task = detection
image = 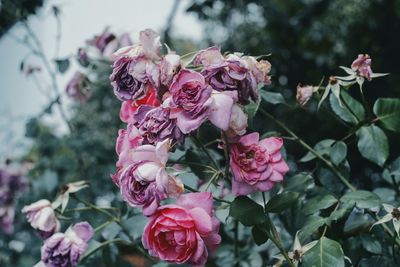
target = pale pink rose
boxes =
[160,54,181,87]
[351,54,373,81]
[142,192,221,265]
[230,132,289,195]
[296,84,317,106]
[226,104,248,137]
[22,199,60,239]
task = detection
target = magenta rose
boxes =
[351,54,373,81]
[230,132,289,195]
[168,69,235,134]
[142,192,221,265]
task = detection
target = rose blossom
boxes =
[110,29,161,101]
[226,104,248,138]
[133,105,184,145]
[142,192,221,265]
[113,124,143,184]
[65,72,91,103]
[37,221,94,267]
[160,53,181,87]
[230,132,289,195]
[168,69,235,134]
[194,47,271,105]
[296,84,317,106]
[119,86,160,123]
[115,139,183,216]
[87,28,132,58]
[0,205,14,234]
[351,54,373,81]
[22,199,60,239]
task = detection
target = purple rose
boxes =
[87,27,116,55]
[22,199,60,239]
[168,69,235,134]
[38,222,94,267]
[110,29,161,101]
[0,206,14,234]
[65,72,91,103]
[133,105,184,145]
[116,139,183,216]
[194,47,271,105]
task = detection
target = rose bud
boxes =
[296,84,317,106]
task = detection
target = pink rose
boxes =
[115,124,143,172]
[230,132,289,195]
[142,192,221,265]
[168,69,234,134]
[351,54,373,81]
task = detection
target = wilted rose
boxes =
[22,199,60,239]
[38,222,94,267]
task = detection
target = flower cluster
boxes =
[22,182,93,267]
[110,29,289,265]
[0,164,27,234]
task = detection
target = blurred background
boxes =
[1,0,399,266]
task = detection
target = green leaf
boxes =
[185,150,208,179]
[252,224,269,245]
[229,196,266,226]
[360,235,382,254]
[356,125,389,166]
[284,173,314,192]
[260,90,286,105]
[373,98,400,132]
[244,98,261,119]
[299,216,326,241]
[180,51,198,67]
[265,191,300,213]
[341,190,381,209]
[329,141,347,165]
[329,90,365,124]
[302,237,345,267]
[300,139,335,162]
[303,194,338,215]
[55,58,70,73]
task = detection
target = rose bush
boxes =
[3,12,400,267]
